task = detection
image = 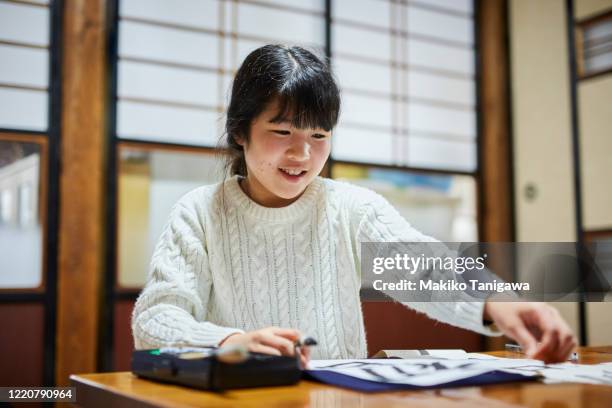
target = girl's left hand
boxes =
[483,301,577,363]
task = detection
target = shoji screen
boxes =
[116,0,326,146]
[331,0,477,172]
[0,0,49,131]
[109,0,326,370]
[0,0,58,387]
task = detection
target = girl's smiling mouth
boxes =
[279,167,308,181]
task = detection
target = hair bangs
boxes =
[269,70,340,131]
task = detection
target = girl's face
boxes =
[237,99,332,207]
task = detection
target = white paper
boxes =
[308,357,612,387]
[307,358,541,387]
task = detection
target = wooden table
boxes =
[70,347,612,407]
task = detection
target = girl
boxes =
[132,44,576,365]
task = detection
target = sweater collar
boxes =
[224,175,324,222]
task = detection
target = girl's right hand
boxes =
[219,326,310,367]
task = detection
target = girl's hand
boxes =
[219,326,310,367]
[484,301,577,363]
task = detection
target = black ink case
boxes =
[131,348,301,390]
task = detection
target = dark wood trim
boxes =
[101,0,119,373]
[476,0,514,352]
[119,55,223,74]
[578,67,612,81]
[0,0,48,8]
[0,82,48,92]
[119,96,219,112]
[476,0,513,244]
[566,0,588,347]
[575,7,612,26]
[45,0,62,386]
[0,39,48,50]
[56,0,107,386]
[117,139,222,155]
[574,9,612,80]
[584,229,612,240]
[0,131,47,143]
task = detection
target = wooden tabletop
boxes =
[70,346,612,408]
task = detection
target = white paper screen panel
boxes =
[117,0,325,145]
[421,0,473,15]
[331,0,477,172]
[117,100,220,146]
[226,38,268,71]
[408,39,474,75]
[405,72,474,106]
[118,61,218,108]
[0,88,47,131]
[406,5,473,46]
[341,94,393,129]
[333,25,390,60]
[236,3,325,46]
[333,58,392,95]
[118,21,219,68]
[120,0,218,30]
[333,126,394,165]
[407,103,475,139]
[333,0,391,29]
[0,2,49,132]
[0,45,48,89]
[0,2,49,47]
[406,136,476,172]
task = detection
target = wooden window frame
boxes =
[575,9,612,80]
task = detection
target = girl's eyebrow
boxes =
[267,119,291,125]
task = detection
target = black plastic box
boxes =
[132,349,302,390]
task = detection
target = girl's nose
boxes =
[287,139,310,161]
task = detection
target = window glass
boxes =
[0,140,43,288]
[117,145,225,288]
[333,163,477,241]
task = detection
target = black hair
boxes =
[222,44,341,176]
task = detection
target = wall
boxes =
[509,0,579,335]
[575,0,612,346]
[510,0,612,345]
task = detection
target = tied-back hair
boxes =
[221,44,341,177]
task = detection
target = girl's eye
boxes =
[312,133,327,139]
[272,130,291,135]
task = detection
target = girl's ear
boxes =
[233,134,245,147]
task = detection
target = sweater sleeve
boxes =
[131,198,244,349]
[352,189,501,337]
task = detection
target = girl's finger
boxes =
[533,327,560,363]
[558,335,576,361]
[303,345,311,361]
[271,328,301,341]
[504,318,538,356]
[556,324,576,361]
[259,333,296,356]
[250,344,282,356]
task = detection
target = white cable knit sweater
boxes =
[132,175,497,359]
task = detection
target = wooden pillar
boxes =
[56,0,107,385]
[477,0,514,351]
[478,0,514,245]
